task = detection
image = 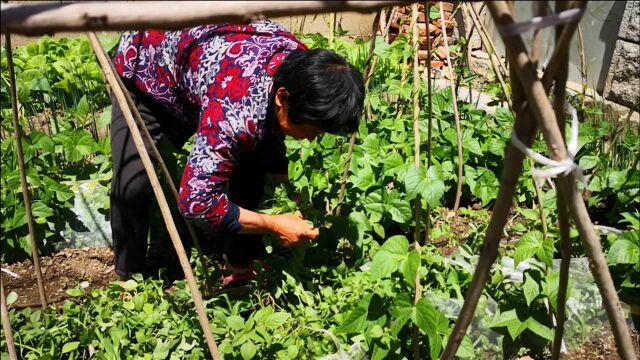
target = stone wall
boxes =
[603,1,640,110]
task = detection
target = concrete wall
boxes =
[488,1,638,110]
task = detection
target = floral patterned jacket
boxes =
[113,20,307,233]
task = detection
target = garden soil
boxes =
[2,246,117,309]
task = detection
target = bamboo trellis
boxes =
[1,1,637,360]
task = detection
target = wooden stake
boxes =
[4,34,48,309]
[335,11,381,217]
[487,2,636,359]
[86,32,222,360]
[439,2,464,213]
[90,35,214,291]
[424,1,433,243]
[1,274,18,360]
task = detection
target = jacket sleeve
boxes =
[178,98,243,233]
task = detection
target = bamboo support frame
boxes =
[0,1,412,36]
[1,274,18,360]
[466,3,512,110]
[85,34,214,291]
[439,2,464,213]
[86,32,222,360]
[4,34,48,309]
[489,2,635,359]
[440,2,614,358]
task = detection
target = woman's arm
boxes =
[238,207,319,247]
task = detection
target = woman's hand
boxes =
[266,214,319,247]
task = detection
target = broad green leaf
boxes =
[97,106,112,129]
[61,341,80,354]
[240,341,257,360]
[337,294,372,334]
[401,249,420,287]
[456,335,475,358]
[370,250,398,279]
[387,199,412,223]
[578,155,599,170]
[227,315,244,331]
[522,273,540,306]
[66,288,85,297]
[526,317,554,341]
[607,239,640,265]
[380,235,409,256]
[6,292,18,306]
[264,312,289,328]
[514,231,553,267]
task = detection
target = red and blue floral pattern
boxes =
[113,21,307,233]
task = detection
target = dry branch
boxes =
[86,32,222,360]
[4,34,48,309]
[487,2,636,359]
[439,2,464,213]
[1,274,17,360]
[1,1,411,36]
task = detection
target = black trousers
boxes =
[110,88,266,279]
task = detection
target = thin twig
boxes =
[4,34,48,309]
[487,3,636,359]
[87,32,222,360]
[1,274,18,360]
[439,2,463,213]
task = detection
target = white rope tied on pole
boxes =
[510,101,585,187]
[498,7,586,37]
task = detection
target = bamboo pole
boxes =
[438,2,463,213]
[487,2,636,359]
[86,32,222,360]
[4,34,48,309]
[1,274,18,360]
[424,1,433,243]
[551,2,574,358]
[87,34,214,291]
[440,4,587,358]
[334,11,381,217]
[466,3,512,109]
[410,7,424,360]
[1,1,412,36]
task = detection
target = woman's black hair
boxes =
[272,48,364,135]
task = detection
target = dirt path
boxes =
[1,247,117,309]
